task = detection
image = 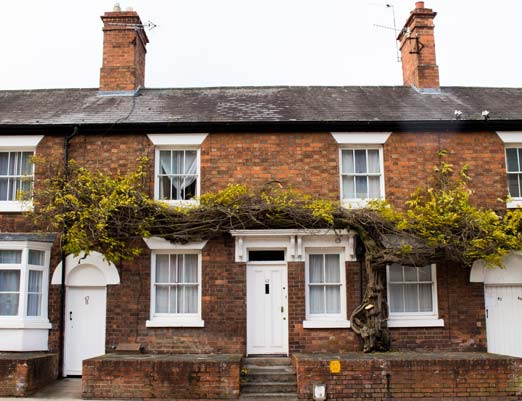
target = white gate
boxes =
[485,285,522,358]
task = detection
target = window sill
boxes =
[146,319,204,328]
[157,199,199,208]
[0,201,33,213]
[341,199,382,209]
[387,318,444,328]
[303,320,350,329]
[0,320,52,329]
[506,200,522,209]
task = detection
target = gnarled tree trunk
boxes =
[350,259,390,352]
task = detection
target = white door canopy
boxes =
[52,252,120,287]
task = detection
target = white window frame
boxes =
[146,249,204,328]
[0,241,51,329]
[303,247,350,329]
[386,263,444,328]
[339,145,385,209]
[0,136,43,212]
[504,144,522,208]
[153,146,201,207]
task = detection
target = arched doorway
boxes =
[52,252,119,375]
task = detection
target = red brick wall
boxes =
[0,353,58,397]
[200,132,339,199]
[82,354,241,399]
[384,131,506,210]
[294,352,522,401]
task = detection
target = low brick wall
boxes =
[0,352,59,397]
[82,353,241,399]
[294,352,522,401]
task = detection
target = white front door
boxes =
[247,263,288,355]
[485,285,522,358]
[64,286,107,375]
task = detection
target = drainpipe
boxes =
[58,126,78,377]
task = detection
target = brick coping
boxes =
[0,352,58,361]
[86,353,242,363]
[293,351,522,361]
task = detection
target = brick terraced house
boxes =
[0,2,522,400]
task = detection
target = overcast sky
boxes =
[1,1,521,90]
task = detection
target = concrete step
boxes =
[241,372,297,384]
[242,357,292,366]
[239,394,298,401]
[242,365,296,375]
[241,382,297,394]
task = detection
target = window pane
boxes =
[184,255,198,283]
[404,284,419,312]
[389,264,403,282]
[175,255,184,283]
[21,152,33,175]
[155,286,169,313]
[8,178,19,200]
[159,176,172,200]
[325,286,340,313]
[309,255,324,283]
[155,255,170,283]
[368,176,381,198]
[354,150,367,174]
[27,294,42,316]
[173,151,182,175]
[404,266,417,282]
[159,151,171,174]
[389,284,404,313]
[342,176,355,199]
[183,176,197,200]
[0,293,19,316]
[355,176,367,199]
[28,250,45,266]
[325,255,340,283]
[508,174,521,198]
[184,286,198,313]
[28,270,42,292]
[367,150,380,173]
[341,150,354,174]
[310,286,325,314]
[0,250,22,264]
[185,151,197,175]
[419,284,433,312]
[418,265,432,281]
[0,153,8,175]
[8,152,18,176]
[175,286,183,313]
[0,270,20,291]
[0,178,7,200]
[172,176,184,200]
[507,148,519,172]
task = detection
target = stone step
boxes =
[241,372,297,384]
[242,365,295,375]
[239,394,298,401]
[242,357,292,366]
[241,382,297,394]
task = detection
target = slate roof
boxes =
[0,86,521,127]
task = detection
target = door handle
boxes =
[486,309,488,319]
[281,306,284,313]
[69,311,73,321]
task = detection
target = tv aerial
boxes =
[370,3,402,62]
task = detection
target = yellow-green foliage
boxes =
[34,158,156,263]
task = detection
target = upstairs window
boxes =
[506,147,522,199]
[340,147,384,205]
[156,149,199,202]
[0,151,34,202]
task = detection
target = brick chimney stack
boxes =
[397,2,440,90]
[99,4,149,92]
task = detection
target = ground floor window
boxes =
[304,250,349,328]
[386,263,444,327]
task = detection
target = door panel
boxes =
[64,287,106,375]
[485,285,522,358]
[247,263,288,355]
